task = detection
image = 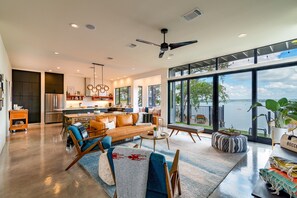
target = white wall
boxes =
[133,75,161,110]
[0,35,12,154]
[112,68,168,124]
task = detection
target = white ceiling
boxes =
[1,0,297,80]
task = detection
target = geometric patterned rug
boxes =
[78,135,247,198]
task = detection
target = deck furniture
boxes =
[167,124,204,143]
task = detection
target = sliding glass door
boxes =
[257,66,297,140]
[189,77,213,130]
[218,72,252,136]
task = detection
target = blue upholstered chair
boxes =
[65,123,112,171]
[107,148,180,198]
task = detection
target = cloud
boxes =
[222,83,251,99]
[265,82,297,89]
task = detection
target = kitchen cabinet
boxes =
[45,72,64,94]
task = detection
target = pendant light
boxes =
[87,63,109,94]
[87,64,97,93]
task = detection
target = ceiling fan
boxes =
[136,28,198,58]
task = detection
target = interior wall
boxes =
[112,68,168,124]
[0,35,12,154]
[133,75,161,111]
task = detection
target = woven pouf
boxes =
[211,132,247,153]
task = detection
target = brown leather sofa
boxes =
[90,113,158,142]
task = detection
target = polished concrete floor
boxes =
[0,124,271,198]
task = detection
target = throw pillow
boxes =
[131,113,139,125]
[137,112,147,124]
[106,121,116,130]
[143,114,153,123]
[73,122,88,138]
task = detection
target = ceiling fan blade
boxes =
[169,40,198,50]
[136,39,160,47]
[159,51,165,58]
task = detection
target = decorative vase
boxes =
[272,127,287,144]
[153,130,158,137]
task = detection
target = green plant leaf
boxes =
[285,118,292,125]
[265,99,280,112]
[247,102,263,112]
[278,98,288,107]
[288,113,297,121]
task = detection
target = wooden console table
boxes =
[9,109,28,132]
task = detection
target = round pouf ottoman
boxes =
[211,132,247,153]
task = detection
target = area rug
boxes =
[78,134,247,198]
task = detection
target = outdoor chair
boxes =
[107,147,181,198]
[65,123,111,171]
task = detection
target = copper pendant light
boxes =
[87,63,109,94]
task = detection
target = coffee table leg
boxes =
[153,139,156,152]
[140,138,143,148]
[166,138,170,150]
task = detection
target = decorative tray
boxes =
[218,130,241,136]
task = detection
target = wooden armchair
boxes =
[65,124,111,171]
[107,148,180,198]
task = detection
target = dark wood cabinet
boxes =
[12,70,41,123]
[45,72,64,94]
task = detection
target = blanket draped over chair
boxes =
[112,147,152,198]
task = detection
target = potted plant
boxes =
[219,125,241,136]
[248,98,297,142]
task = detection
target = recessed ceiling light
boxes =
[70,23,79,28]
[77,69,80,72]
[49,70,52,72]
[57,67,60,69]
[86,24,96,30]
[238,33,247,38]
[54,52,59,55]
[107,57,113,60]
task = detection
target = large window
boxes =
[168,38,297,144]
[189,77,213,129]
[169,81,187,124]
[115,86,131,106]
[148,84,161,107]
[219,72,252,135]
[138,86,143,107]
[257,66,297,139]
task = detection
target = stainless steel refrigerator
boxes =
[45,93,64,123]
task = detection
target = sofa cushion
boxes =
[98,117,109,124]
[90,120,105,131]
[116,114,133,127]
[107,115,117,123]
[131,113,139,125]
[137,112,147,124]
[106,121,116,130]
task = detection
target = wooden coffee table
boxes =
[140,132,170,152]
